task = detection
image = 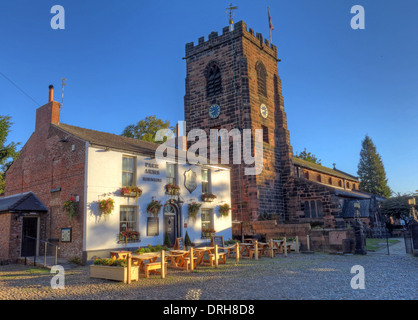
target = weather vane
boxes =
[226,3,238,31]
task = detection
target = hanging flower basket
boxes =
[147,200,162,217]
[202,227,216,239]
[188,202,202,221]
[63,197,78,221]
[118,228,140,243]
[201,193,217,202]
[165,183,180,195]
[98,198,115,215]
[219,203,231,217]
[120,186,142,199]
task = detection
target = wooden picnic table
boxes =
[238,243,253,258]
[166,250,196,270]
[194,247,215,265]
[131,252,160,271]
[110,250,130,260]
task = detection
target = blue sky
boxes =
[0,0,417,194]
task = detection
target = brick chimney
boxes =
[35,85,61,134]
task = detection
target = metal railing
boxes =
[22,236,60,267]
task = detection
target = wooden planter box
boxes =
[122,192,141,198]
[90,265,139,283]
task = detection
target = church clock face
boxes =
[209,104,221,119]
[260,104,268,118]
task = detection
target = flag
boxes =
[268,7,274,31]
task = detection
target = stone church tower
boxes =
[184,21,294,222]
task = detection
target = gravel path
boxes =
[1,244,417,300]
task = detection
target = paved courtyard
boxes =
[1,239,416,300]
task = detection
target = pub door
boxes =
[164,203,179,246]
[21,217,38,257]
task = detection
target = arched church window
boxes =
[256,61,267,97]
[206,62,222,97]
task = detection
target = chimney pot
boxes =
[48,85,54,102]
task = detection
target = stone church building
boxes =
[183,20,379,245]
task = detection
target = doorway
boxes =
[163,203,180,245]
[21,216,39,257]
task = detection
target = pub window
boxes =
[256,61,267,97]
[120,206,137,233]
[328,177,332,185]
[304,171,310,180]
[201,208,214,238]
[202,168,211,194]
[338,180,343,187]
[166,163,177,185]
[346,182,350,189]
[206,62,222,97]
[122,156,135,186]
[317,174,322,182]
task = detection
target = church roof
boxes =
[292,157,359,182]
[0,192,48,213]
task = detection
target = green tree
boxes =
[357,135,391,198]
[0,115,20,194]
[294,148,321,165]
[380,192,418,219]
[121,115,175,144]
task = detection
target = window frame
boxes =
[119,206,138,233]
[122,156,136,187]
[201,167,211,194]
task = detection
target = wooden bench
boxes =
[143,261,168,278]
[183,256,198,271]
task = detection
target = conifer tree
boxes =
[357,135,391,198]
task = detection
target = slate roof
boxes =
[0,192,48,213]
[53,123,159,156]
[292,157,359,182]
[53,123,230,169]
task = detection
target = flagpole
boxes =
[268,6,272,44]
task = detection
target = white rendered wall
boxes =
[85,146,232,252]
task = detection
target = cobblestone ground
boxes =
[1,240,417,300]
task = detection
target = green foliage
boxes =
[93,258,127,267]
[0,115,20,194]
[294,148,321,165]
[357,135,391,198]
[184,231,192,247]
[380,192,418,219]
[164,232,172,247]
[121,115,175,144]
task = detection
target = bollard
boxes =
[307,235,311,252]
[296,236,300,253]
[255,240,259,260]
[270,239,274,258]
[127,252,132,284]
[189,247,194,271]
[284,237,287,257]
[161,250,165,279]
[215,245,219,268]
[235,242,239,264]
